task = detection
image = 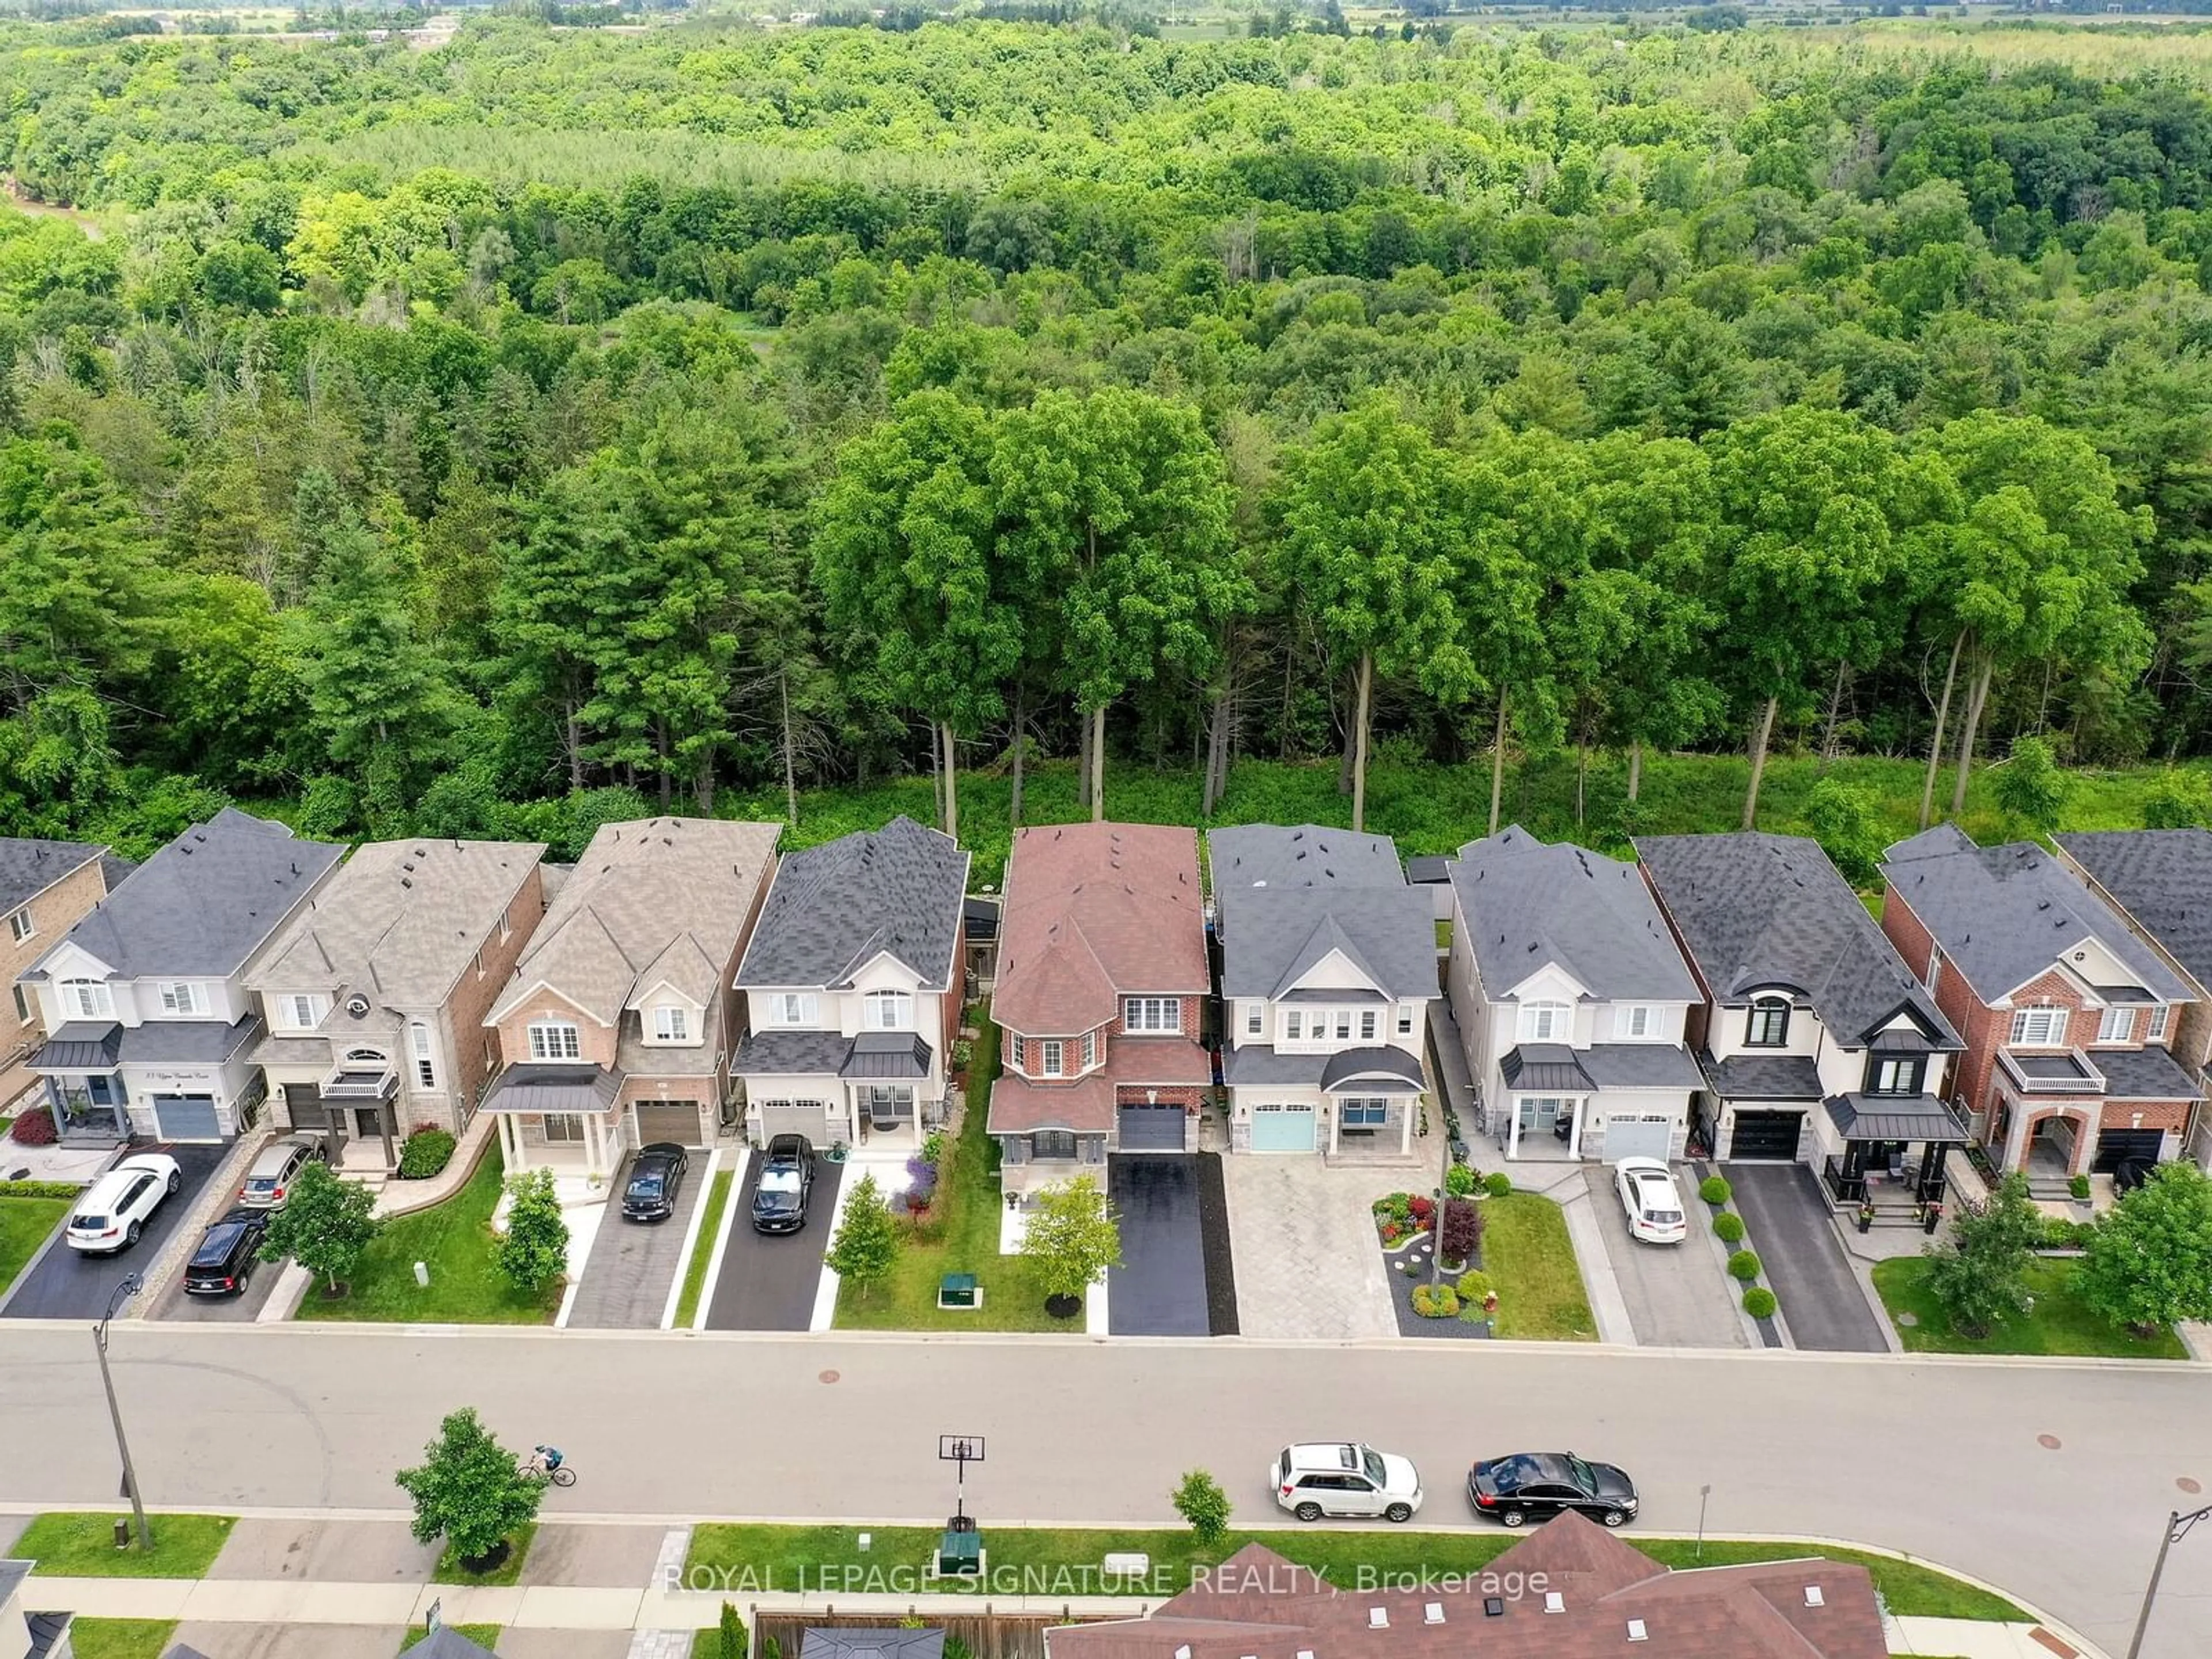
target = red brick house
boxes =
[1881,824,2201,1184]
[987,822,1211,1199]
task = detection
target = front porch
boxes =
[39,1074,129,1145]
[1815,1093,1969,1220]
[480,1061,630,1181]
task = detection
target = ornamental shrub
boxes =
[8,1109,56,1146]
[1743,1287,1778,1319]
[1484,1171,1513,1198]
[1713,1211,1746,1244]
[1445,1163,1479,1198]
[1726,1248,1762,1282]
[1439,1198,1482,1266]
[1456,1270,1495,1306]
[1699,1175,1732,1206]
[398,1127,456,1180]
[1410,1282,1460,1318]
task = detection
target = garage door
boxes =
[281,1083,321,1132]
[757,1100,831,1146]
[2094,1128,2165,1172]
[1728,1109,1802,1161]
[1606,1115,1673,1162]
[1118,1102,1188,1152]
[151,1094,221,1142]
[634,1098,705,1147]
[1250,1103,1316,1152]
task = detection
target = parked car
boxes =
[238,1135,326,1211]
[2115,1157,2155,1196]
[1270,1442,1423,1523]
[66,1154,182,1255]
[622,1143,690,1223]
[1613,1157,1687,1244]
[751,1134,815,1234]
[1468,1452,1639,1528]
[183,1207,271,1297]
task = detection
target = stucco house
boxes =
[480,817,779,1179]
[987,823,1211,1198]
[0,839,115,1111]
[732,815,969,1153]
[245,839,548,1169]
[1209,824,1434,1157]
[17,810,343,1144]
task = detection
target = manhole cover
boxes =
[2038,1434,2062,1450]
[1896,1312,1918,1327]
[819,1369,840,1385]
[2180,1477,2203,1495]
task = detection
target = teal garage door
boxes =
[1250,1103,1316,1152]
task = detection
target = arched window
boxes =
[1745,996,1791,1047]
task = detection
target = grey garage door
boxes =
[1605,1115,1673,1162]
[1729,1109,1803,1161]
[635,1098,705,1147]
[756,1100,830,1146]
[151,1094,221,1142]
[1118,1102,1188,1152]
[2095,1128,2164,1172]
[281,1083,320,1132]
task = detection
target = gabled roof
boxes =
[993,823,1206,1034]
[1455,827,1698,1003]
[1218,885,1436,1003]
[487,818,778,1029]
[23,809,340,982]
[1638,832,1959,1048]
[0,838,105,914]
[1883,824,2191,1006]
[2055,829,2212,994]
[1206,824,1406,890]
[737,816,969,991]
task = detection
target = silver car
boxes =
[237,1135,325,1210]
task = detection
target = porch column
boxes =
[498,1112,519,1170]
[2002,1105,2029,1172]
[378,1102,397,1169]
[1399,1096,1412,1157]
[1567,1096,1586,1160]
[1507,1097,1522,1161]
[2070,1112,2096,1177]
[1926,1142,1949,1199]
[585,1115,604,1179]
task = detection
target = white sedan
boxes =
[1613,1157,1687,1245]
[66,1153,182,1254]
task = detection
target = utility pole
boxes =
[2128,1502,2212,1659]
[94,1273,151,1552]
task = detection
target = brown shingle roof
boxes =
[987,1071,1115,1134]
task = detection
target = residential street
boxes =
[0,1325,2204,1656]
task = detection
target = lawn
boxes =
[1873,1256,2188,1359]
[296,1147,559,1325]
[1637,1539,2024,1621]
[434,1521,537,1586]
[0,1192,70,1298]
[13,1512,234,1577]
[673,1166,736,1328]
[68,1619,179,1659]
[1480,1191,1597,1341]
[402,1624,502,1651]
[835,1009,1070,1333]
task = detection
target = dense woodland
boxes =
[5,13,2212,862]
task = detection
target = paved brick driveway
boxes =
[1217,1157,1397,1340]
[563,1152,707,1330]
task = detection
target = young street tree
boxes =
[1172,1469,1232,1548]
[1019,1174,1123,1315]
[2078,1162,2212,1336]
[498,1168,570,1296]
[1921,1173,2043,1339]
[259,1158,380,1296]
[393,1405,547,1569]
[825,1172,900,1299]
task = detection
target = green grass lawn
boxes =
[673,1166,735,1329]
[1873,1256,2188,1359]
[1481,1191,1597,1341]
[402,1623,502,1651]
[68,1619,180,1659]
[685,1522,2020,1619]
[13,1512,234,1577]
[434,1521,537,1586]
[296,1147,559,1325]
[0,1192,70,1298]
[835,1011,1071,1333]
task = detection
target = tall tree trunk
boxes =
[1920,632,1964,831]
[780,668,798,829]
[941,721,959,844]
[1628,737,1643,804]
[1089,704,1107,821]
[1203,673,1233,820]
[1488,685,1510,837]
[564,694,585,794]
[655,722,672,812]
[1819,660,1850,769]
[1350,650,1373,834]
[928,719,945,827]
[694,748,714,815]
[1077,707,1094,812]
[1009,683,1027,827]
[1950,656,1995,820]
[1576,734,1588,828]
[1280,647,1295,760]
[1743,695,1779,830]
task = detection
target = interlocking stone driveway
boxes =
[1218,1157,1397,1340]
[564,1154,707,1330]
[1580,1166,1747,1349]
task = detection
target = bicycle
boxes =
[522,1446,577,1487]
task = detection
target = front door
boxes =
[354,1107,384,1141]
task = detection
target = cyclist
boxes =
[533,1445,563,1476]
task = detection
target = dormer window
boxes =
[2009,1006,2066,1048]
[275,993,325,1031]
[1518,1002,1570,1043]
[652,1004,691,1043]
[1125,997,1182,1034]
[528,1020,582,1062]
[60,978,112,1020]
[1866,1055,1923,1097]
[1745,996,1790,1047]
[864,990,914,1032]
[2097,1006,2136,1046]
[157,982,207,1017]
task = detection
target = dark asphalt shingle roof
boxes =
[1578,1043,1706,1090]
[1404,855,1452,885]
[33,1016,259,1070]
[2097,1044,2203,1101]
[1637,832,1959,1048]
[2056,830,2212,993]
[1207,824,1406,890]
[734,1029,854,1077]
[1217,885,1435,1002]
[1702,1053,1827,1101]
[801,1628,946,1659]
[0,838,105,914]
[1883,825,2191,1006]
[737,816,969,991]
[1222,1046,1325,1088]
[1455,827,1699,1003]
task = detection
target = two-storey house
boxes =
[16,809,343,1144]
[1882,824,2199,1184]
[1639,832,1965,1206]
[987,823,1211,1199]
[480,817,779,1179]
[732,815,969,1153]
[244,839,549,1171]
[1210,824,1435,1157]
[0,840,116,1111]
[1447,827,1705,1162]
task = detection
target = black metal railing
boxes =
[1821,1156,1865,1205]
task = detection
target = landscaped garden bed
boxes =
[1374,1188,1494,1338]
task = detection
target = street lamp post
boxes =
[1696,1484,1711,1562]
[2127,1501,2212,1659]
[93,1272,151,1553]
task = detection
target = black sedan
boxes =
[751,1134,815,1234]
[621,1143,690,1223]
[1467,1452,1639,1528]
[183,1207,270,1297]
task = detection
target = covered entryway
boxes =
[2095,1128,2165,1172]
[151,1093,221,1142]
[634,1097,704,1147]
[1118,1100,1188,1152]
[1729,1109,1803,1161]
[1605,1114,1673,1163]
[1249,1103,1315,1152]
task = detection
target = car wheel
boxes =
[166,1171,181,1195]
[126,1221,142,1247]
[1293,1502,1323,1523]
[1601,1509,1627,1528]
[1499,1509,1526,1528]
[1384,1503,1412,1524]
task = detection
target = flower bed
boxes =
[1380,1229,1493,1340]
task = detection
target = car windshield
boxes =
[761,1168,804,1194]
[1362,1448,1387,1486]
[73,1213,109,1229]
[245,1176,279,1191]
[1569,1457,1600,1493]
[628,1173,663,1194]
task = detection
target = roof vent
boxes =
[1368,1608,1388,1628]
[1423,1602,1445,1624]
[1483,1597,1505,1618]
[1804,1586,1825,1608]
[1544,1592,1566,1614]
[1627,1619,1649,1642]
[1174,1648,1191,1659]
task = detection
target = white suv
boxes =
[1270,1442,1423,1522]
[1613,1157,1688,1244]
[66,1153,182,1254]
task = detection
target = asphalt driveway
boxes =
[704,1153,840,1331]
[151,1232,285,1322]
[563,1149,707,1330]
[1581,1165,1745,1349]
[1108,1154,1236,1336]
[1,1142,226,1320]
[1725,1163,1888,1353]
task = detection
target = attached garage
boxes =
[756,1099,831,1146]
[634,1097,706,1147]
[1605,1114,1673,1163]
[280,1083,320,1131]
[1118,1101,1188,1153]
[2094,1128,2165,1173]
[1728,1109,1804,1161]
[151,1093,222,1143]
[1249,1103,1316,1153]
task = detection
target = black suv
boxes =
[183,1207,270,1297]
[621,1143,689,1222]
[751,1134,815,1234]
[1467,1452,1639,1528]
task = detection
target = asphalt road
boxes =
[1,1143,227,1321]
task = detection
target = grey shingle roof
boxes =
[1207,825,1406,891]
[1404,855,1452,885]
[1217,886,1435,1001]
[2055,830,2212,994]
[1319,1047,1425,1092]
[1578,1043,1705,1090]
[1455,827,1699,1003]
[1637,832,1959,1048]
[25,810,341,981]
[0,838,104,913]
[34,1016,259,1071]
[1702,1054,1826,1101]
[1882,826,2191,1006]
[801,1628,946,1659]
[1222,1046,1325,1088]
[2098,1044,2203,1101]
[735,1029,854,1077]
[737,816,968,991]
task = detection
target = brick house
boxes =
[1881,824,2200,1183]
[244,839,549,1171]
[987,822,1211,1199]
[0,840,116,1112]
[480,817,779,1180]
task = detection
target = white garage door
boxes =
[1606,1115,1673,1163]
[152,1094,222,1142]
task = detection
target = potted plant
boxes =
[1856,1198,1876,1234]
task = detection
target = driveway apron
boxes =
[2,1142,226,1320]
[1581,1165,1747,1349]
[563,1153,707,1330]
[703,1154,841,1331]
[1725,1163,1889,1352]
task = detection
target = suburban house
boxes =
[1448,827,1705,1162]
[480,817,779,1179]
[1041,1515,1886,1659]
[987,822,1211,1196]
[244,839,549,1170]
[16,810,343,1145]
[1638,832,1965,1206]
[1881,824,2200,1183]
[732,815,969,1153]
[0,839,115,1111]
[1209,824,1435,1157]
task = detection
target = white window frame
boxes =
[1615,1005,1656,1040]
[1081,1029,1098,1069]
[1124,997,1183,1034]
[2098,1006,2137,1045]
[1041,1038,1065,1078]
[2150,1003,2172,1043]
[2009,1006,2067,1048]
[157,981,207,1017]
[1359,1009,1378,1041]
[863,990,915,1032]
[60,978,113,1020]
[527,1021,582,1062]
[274,993,325,1031]
[11,984,29,1025]
[768,992,820,1027]
[1518,1002,1570,1043]
[1332,1009,1352,1041]
[1245,1002,1264,1037]
[1396,1002,1415,1037]
[652,1003,691,1043]
[541,1112,585,1143]
[6,908,33,944]
[1285,1010,1304,1041]
[410,1021,437,1090]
